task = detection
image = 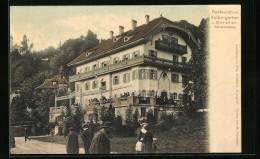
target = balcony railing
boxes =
[69,55,190,82]
[155,39,187,55]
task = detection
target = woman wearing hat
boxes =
[143,124,153,153]
[89,121,113,154]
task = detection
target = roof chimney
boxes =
[110,31,114,39]
[145,15,150,24]
[131,19,137,30]
[119,26,124,35]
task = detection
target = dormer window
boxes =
[124,36,133,42]
[52,81,57,85]
[101,61,108,67]
[113,57,119,64]
[122,54,130,61]
[148,50,157,58]
[113,37,121,42]
[132,51,140,58]
[93,64,97,70]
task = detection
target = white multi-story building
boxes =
[67,15,199,122]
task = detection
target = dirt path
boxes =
[10,136,85,154]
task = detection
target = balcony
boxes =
[155,39,187,55]
[69,55,190,82]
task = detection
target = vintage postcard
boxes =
[9,5,241,154]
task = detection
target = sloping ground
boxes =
[154,112,209,153]
[110,112,209,153]
[30,112,208,154]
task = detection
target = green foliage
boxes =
[34,89,55,124]
[10,30,100,125]
[10,96,30,123]
[183,18,209,113]
[64,106,86,135]
[133,108,140,128]
[80,30,100,53]
[146,109,157,125]
[124,107,136,137]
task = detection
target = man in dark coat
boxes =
[66,127,79,154]
[24,127,30,142]
[81,123,94,154]
[89,121,112,154]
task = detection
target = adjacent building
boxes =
[67,15,199,122]
[36,66,74,122]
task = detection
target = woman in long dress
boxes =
[143,125,153,153]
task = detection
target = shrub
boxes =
[146,109,157,125]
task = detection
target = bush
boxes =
[146,109,157,125]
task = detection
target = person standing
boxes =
[24,127,30,142]
[89,121,113,154]
[81,123,94,154]
[66,127,79,154]
[143,124,153,153]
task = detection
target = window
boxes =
[123,73,130,83]
[114,57,119,64]
[171,74,179,83]
[101,61,107,67]
[141,69,147,79]
[122,54,130,61]
[85,82,90,90]
[149,90,155,97]
[149,69,157,80]
[93,64,97,70]
[141,108,146,117]
[132,51,140,58]
[182,57,187,63]
[173,55,178,62]
[85,67,90,73]
[141,90,146,97]
[101,81,106,90]
[182,75,188,85]
[148,50,157,58]
[132,70,139,80]
[170,93,177,100]
[113,76,119,85]
[162,35,169,41]
[179,94,183,99]
[92,80,98,89]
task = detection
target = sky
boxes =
[10,5,209,51]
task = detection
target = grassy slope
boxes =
[33,112,208,153]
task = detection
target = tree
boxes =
[183,18,209,115]
[124,106,136,136]
[133,108,140,128]
[146,109,157,125]
[34,89,55,124]
[21,35,34,53]
[80,30,100,53]
[10,96,30,123]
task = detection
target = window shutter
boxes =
[177,74,179,83]
[155,51,157,57]
[132,71,135,80]
[148,50,151,56]
[155,71,157,80]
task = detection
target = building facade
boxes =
[68,15,199,122]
